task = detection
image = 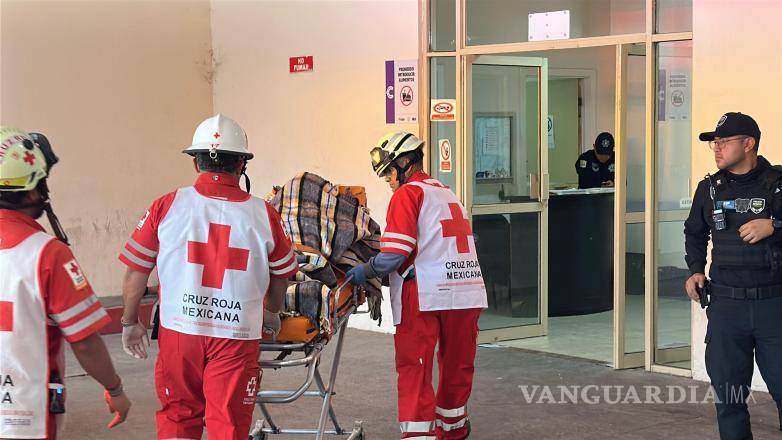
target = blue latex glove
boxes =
[347,265,368,286]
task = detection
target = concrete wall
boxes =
[209,0,419,333]
[0,0,214,296]
[1,0,417,334]
[691,0,782,389]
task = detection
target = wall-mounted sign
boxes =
[385,59,418,124]
[528,10,570,42]
[474,113,512,180]
[658,70,690,121]
[439,138,452,173]
[289,56,314,73]
[430,99,456,121]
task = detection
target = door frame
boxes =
[464,55,550,343]
[613,44,645,369]
[418,0,694,371]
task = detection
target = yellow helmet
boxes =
[0,127,49,192]
[370,132,424,177]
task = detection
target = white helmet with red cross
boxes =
[182,114,253,159]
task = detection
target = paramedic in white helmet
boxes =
[118,114,297,440]
[348,132,488,440]
[0,127,131,439]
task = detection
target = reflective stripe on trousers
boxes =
[400,420,436,433]
[436,417,469,431]
[436,405,465,418]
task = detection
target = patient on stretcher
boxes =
[263,172,384,343]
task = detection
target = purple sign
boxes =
[385,60,395,124]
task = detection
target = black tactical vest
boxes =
[710,165,782,271]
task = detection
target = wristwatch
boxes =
[773,219,782,230]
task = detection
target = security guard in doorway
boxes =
[684,112,782,439]
[575,132,615,189]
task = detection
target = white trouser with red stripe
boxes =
[395,280,480,440]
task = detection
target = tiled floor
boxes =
[491,295,692,365]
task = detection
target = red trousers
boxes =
[395,281,481,440]
[155,327,260,440]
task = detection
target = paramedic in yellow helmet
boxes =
[348,132,488,439]
[0,127,131,439]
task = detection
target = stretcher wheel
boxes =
[351,421,365,440]
[248,420,267,440]
[248,433,266,440]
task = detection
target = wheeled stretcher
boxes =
[249,274,367,440]
[250,174,382,440]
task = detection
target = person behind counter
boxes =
[576,132,615,189]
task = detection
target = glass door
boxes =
[465,55,549,343]
[613,44,647,369]
[652,41,693,371]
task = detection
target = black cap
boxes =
[594,132,614,155]
[699,112,761,142]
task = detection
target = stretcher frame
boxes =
[249,278,367,440]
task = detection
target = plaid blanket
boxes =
[269,172,383,325]
[284,280,331,331]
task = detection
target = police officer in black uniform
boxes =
[575,132,615,189]
[684,112,782,440]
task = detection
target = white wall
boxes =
[210,0,419,333]
[0,0,213,297]
[1,0,419,332]
[691,0,782,390]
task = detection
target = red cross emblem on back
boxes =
[187,223,250,289]
[213,132,221,139]
[23,152,35,166]
[440,203,472,254]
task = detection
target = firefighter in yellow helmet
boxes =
[0,127,130,439]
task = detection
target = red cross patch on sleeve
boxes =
[63,259,88,290]
[0,301,13,332]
